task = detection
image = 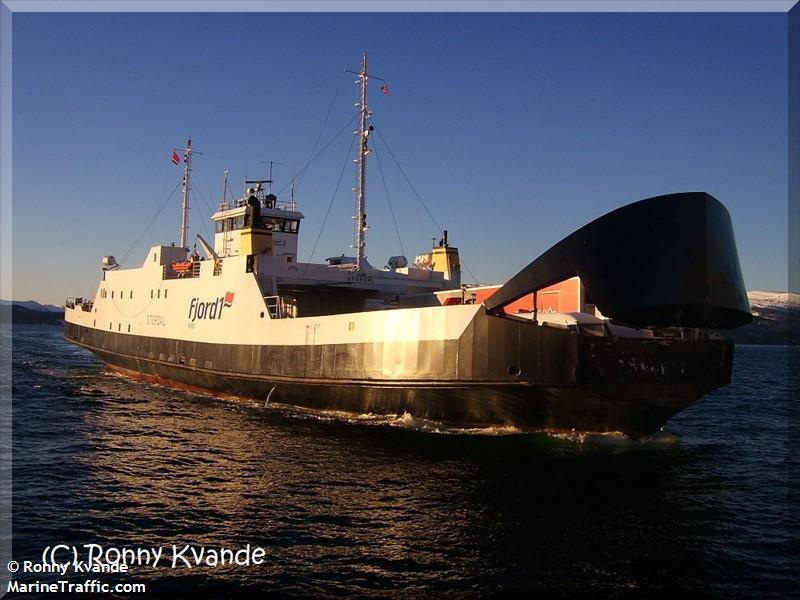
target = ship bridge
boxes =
[212,181,303,262]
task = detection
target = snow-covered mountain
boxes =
[734,291,799,345]
[747,290,800,313]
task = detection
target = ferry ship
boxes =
[64,54,752,438]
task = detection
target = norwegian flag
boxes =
[171,150,181,165]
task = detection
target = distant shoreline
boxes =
[4,306,64,326]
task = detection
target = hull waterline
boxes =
[65,321,734,439]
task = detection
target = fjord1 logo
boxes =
[188,292,235,322]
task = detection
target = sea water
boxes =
[7,325,797,597]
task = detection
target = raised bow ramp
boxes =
[485,192,752,329]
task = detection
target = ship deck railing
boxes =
[264,295,297,319]
[235,196,297,212]
[65,297,93,312]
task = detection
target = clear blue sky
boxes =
[11,11,788,305]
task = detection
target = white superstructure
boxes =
[66,52,466,350]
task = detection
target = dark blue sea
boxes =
[6,325,798,597]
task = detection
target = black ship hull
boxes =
[64,320,734,438]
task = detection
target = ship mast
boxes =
[179,137,193,249]
[354,53,370,271]
[220,169,230,211]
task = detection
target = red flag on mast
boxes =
[171,150,181,165]
[381,83,390,96]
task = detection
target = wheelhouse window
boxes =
[215,216,246,233]
[264,218,300,233]
[215,214,298,233]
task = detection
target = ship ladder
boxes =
[265,296,282,319]
[261,275,280,318]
